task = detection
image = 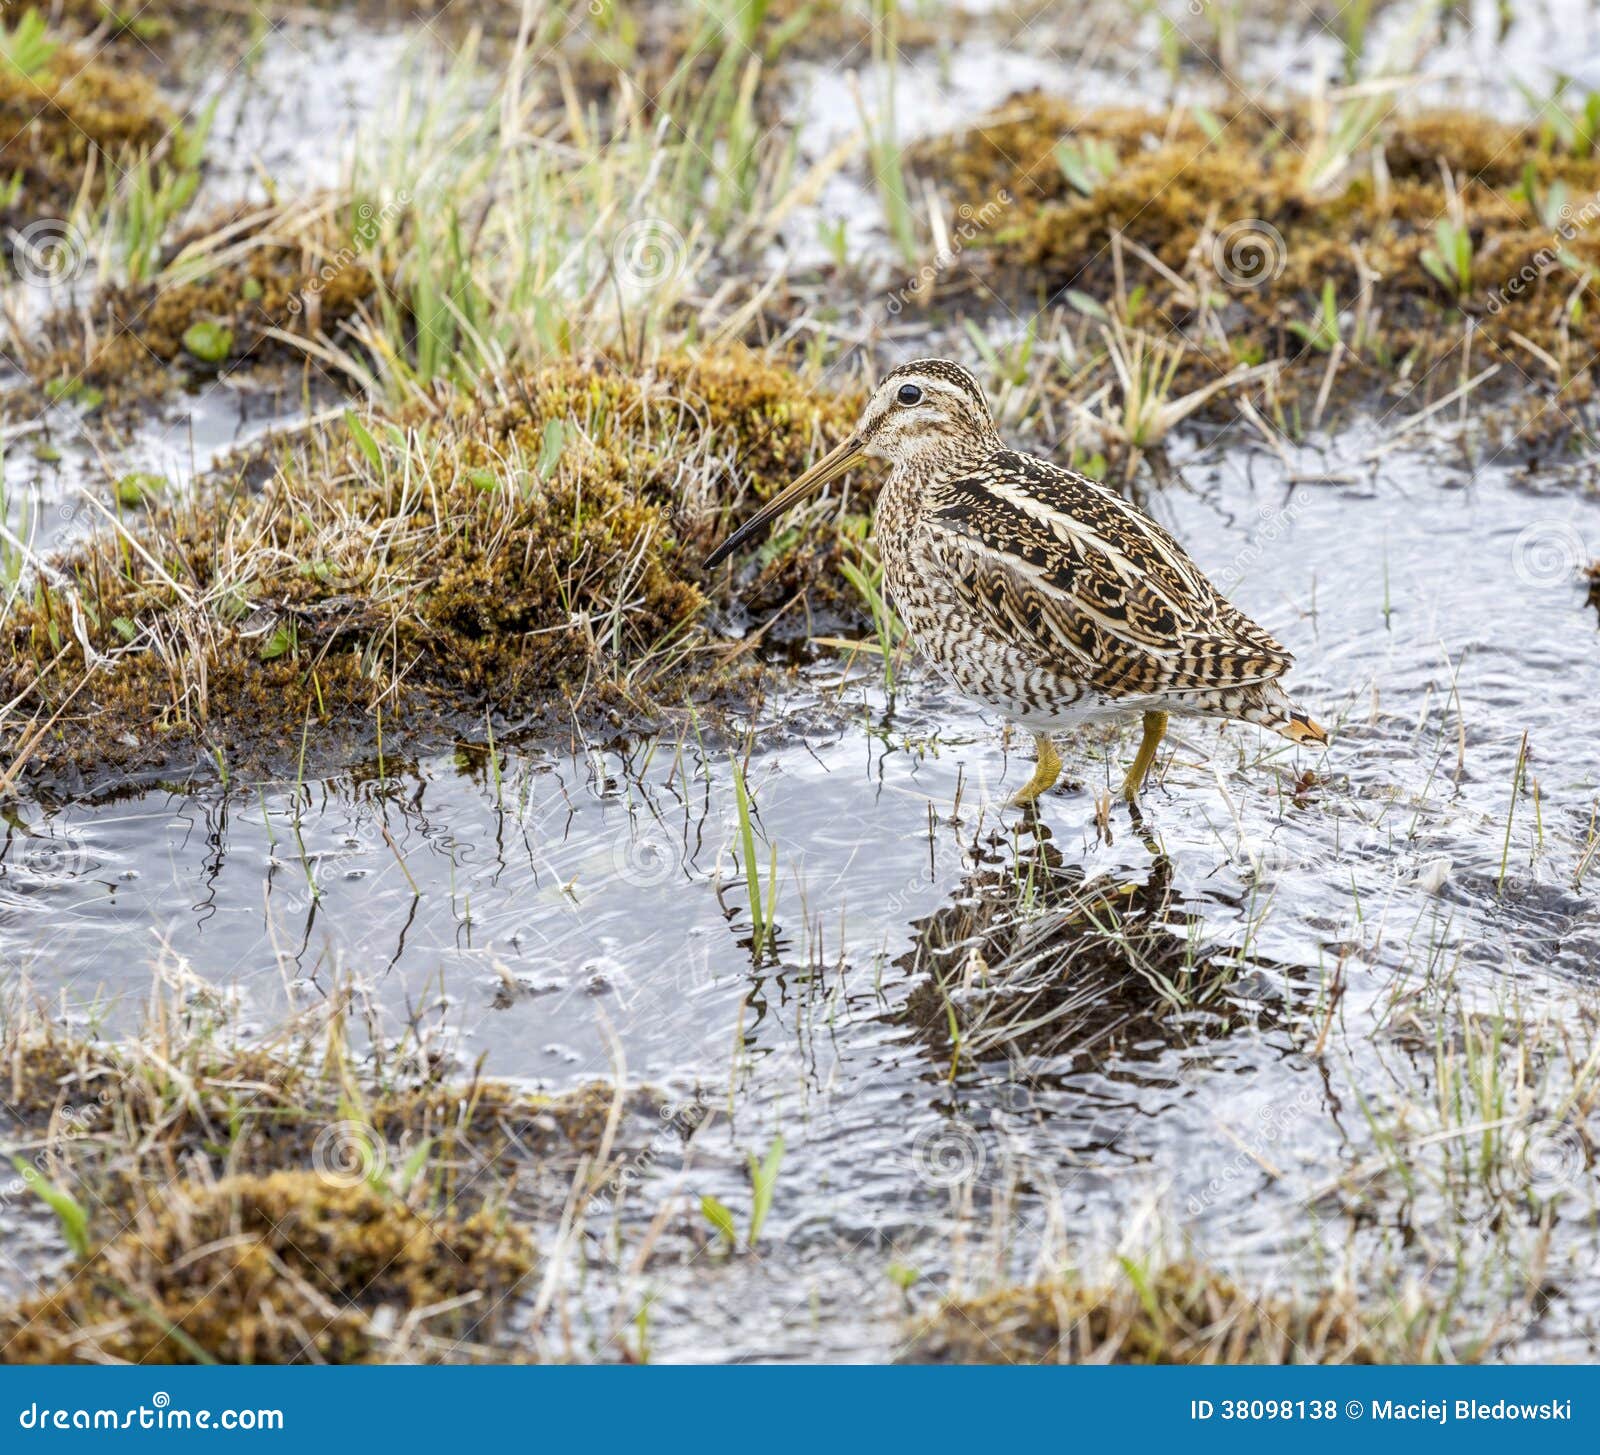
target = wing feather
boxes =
[918,452,1291,701]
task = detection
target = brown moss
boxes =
[24,202,382,408]
[0,1036,96,1127]
[0,1003,681,1362]
[378,1079,673,1168]
[903,1260,1389,1365]
[1,348,862,784]
[0,1172,534,1363]
[908,95,1600,422]
[1,1019,662,1186]
[0,42,173,237]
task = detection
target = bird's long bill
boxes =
[703,435,864,569]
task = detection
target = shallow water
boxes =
[6,0,1600,1363]
[6,419,1599,1358]
[2,382,324,563]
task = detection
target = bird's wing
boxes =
[914,451,1292,700]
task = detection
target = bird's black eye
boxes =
[896,383,923,406]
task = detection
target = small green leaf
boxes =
[240,276,264,302]
[747,1133,784,1249]
[395,1137,434,1194]
[1192,105,1226,143]
[116,472,165,508]
[537,418,565,481]
[700,1194,737,1246]
[111,616,137,642]
[1065,289,1108,320]
[12,1159,89,1259]
[887,1262,920,1290]
[32,442,61,463]
[44,378,101,411]
[259,625,294,660]
[181,320,233,364]
[344,409,382,472]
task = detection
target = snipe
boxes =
[706,359,1326,806]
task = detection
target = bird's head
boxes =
[704,359,998,569]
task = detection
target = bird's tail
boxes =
[1243,682,1328,746]
[1280,711,1328,746]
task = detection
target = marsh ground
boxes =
[1,0,1598,1363]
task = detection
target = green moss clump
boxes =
[2,348,861,783]
[903,1260,1387,1365]
[0,1172,535,1364]
[0,41,173,235]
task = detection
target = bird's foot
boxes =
[1120,710,1169,803]
[1008,732,1063,808]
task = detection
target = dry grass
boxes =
[909,96,1600,435]
[0,37,173,237]
[0,979,674,1363]
[902,1257,1413,1365]
[0,347,863,783]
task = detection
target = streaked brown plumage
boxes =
[706,358,1326,804]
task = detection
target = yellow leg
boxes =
[1120,710,1168,803]
[1009,732,1062,808]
